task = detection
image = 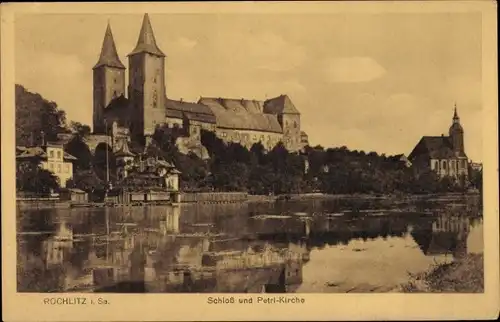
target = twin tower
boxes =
[92,14,166,138]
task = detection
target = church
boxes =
[408,106,469,181]
[92,13,308,158]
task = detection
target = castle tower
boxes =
[128,13,166,139]
[93,22,126,134]
[449,104,465,154]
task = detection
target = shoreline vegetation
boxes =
[400,254,484,293]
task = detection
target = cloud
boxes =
[325,57,386,83]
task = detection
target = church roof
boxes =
[93,23,125,70]
[263,94,300,115]
[199,97,283,133]
[128,14,166,57]
[103,95,130,127]
[408,136,466,160]
[165,99,216,124]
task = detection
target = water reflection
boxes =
[17,197,483,293]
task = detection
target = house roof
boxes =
[408,136,467,160]
[263,94,300,115]
[16,146,77,161]
[93,23,126,70]
[165,99,217,124]
[198,97,283,133]
[128,14,166,57]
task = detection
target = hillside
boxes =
[15,84,69,146]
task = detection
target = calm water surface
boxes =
[16,197,483,293]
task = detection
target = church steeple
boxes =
[452,103,460,123]
[449,103,465,154]
[93,22,125,69]
[128,13,165,57]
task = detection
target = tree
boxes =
[65,136,93,170]
[16,162,60,193]
[69,121,91,137]
[66,170,105,193]
[15,84,67,145]
[93,143,116,182]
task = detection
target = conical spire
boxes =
[128,13,166,57]
[94,22,125,69]
[453,103,460,123]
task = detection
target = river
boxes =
[16,195,483,293]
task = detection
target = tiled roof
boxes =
[263,94,300,115]
[408,136,467,160]
[128,14,166,57]
[199,97,283,133]
[165,99,216,124]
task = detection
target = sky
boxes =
[15,12,483,161]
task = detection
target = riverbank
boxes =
[400,254,484,293]
[17,191,479,210]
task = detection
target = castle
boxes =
[408,105,469,181]
[92,14,308,158]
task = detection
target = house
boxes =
[408,106,468,181]
[59,188,88,203]
[16,142,78,188]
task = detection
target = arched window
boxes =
[294,121,298,128]
[442,160,447,170]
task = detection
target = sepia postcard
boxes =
[1,1,499,321]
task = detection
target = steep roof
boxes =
[128,13,166,57]
[263,95,300,115]
[93,23,125,70]
[165,99,216,124]
[103,95,130,127]
[408,136,467,160]
[199,97,283,133]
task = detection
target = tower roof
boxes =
[453,103,460,121]
[93,23,125,70]
[128,13,166,57]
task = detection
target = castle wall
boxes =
[215,128,283,151]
